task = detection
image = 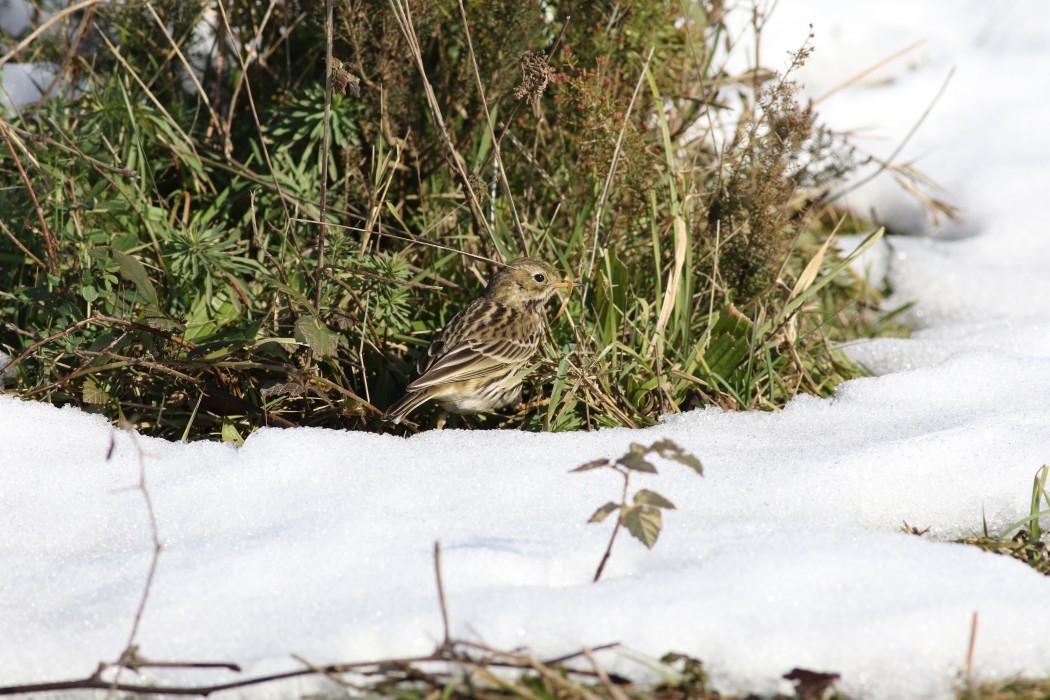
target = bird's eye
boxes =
[533,273,546,283]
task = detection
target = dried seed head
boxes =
[515,50,555,110]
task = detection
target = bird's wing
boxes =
[406,336,536,391]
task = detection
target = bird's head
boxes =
[484,258,572,306]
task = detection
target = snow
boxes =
[4,2,1050,699]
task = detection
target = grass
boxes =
[954,464,1050,576]
[0,0,924,439]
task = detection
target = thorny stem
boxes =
[593,468,631,583]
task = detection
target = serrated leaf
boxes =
[649,438,678,455]
[571,458,610,472]
[294,316,339,359]
[81,377,108,405]
[634,488,676,510]
[588,501,620,523]
[671,453,704,475]
[623,505,662,549]
[618,451,657,473]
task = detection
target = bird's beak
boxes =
[552,278,574,321]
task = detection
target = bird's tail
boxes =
[381,390,431,424]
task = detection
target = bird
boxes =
[382,257,572,426]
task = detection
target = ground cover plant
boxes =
[0,0,904,439]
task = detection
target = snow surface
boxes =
[4,2,1050,699]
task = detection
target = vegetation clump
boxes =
[1,1,903,438]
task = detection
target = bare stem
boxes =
[593,469,631,583]
[434,541,451,647]
[315,0,335,311]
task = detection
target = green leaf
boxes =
[623,505,662,549]
[633,489,676,510]
[701,305,753,380]
[221,418,244,446]
[588,501,620,523]
[94,247,159,306]
[671,452,704,475]
[571,458,610,472]
[80,285,99,303]
[294,316,339,359]
[81,377,108,405]
[618,451,657,473]
[649,438,679,455]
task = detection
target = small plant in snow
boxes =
[573,439,702,582]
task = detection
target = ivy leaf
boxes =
[633,488,676,510]
[588,501,620,523]
[618,451,657,473]
[623,505,662,549]
[572,458,610,472]
[294,316,339,359]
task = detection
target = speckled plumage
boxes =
[382,258,570,425]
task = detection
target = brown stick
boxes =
[593,470,630,582]
[315,0,335,311]
[434,541,452,647]
[0,123,57,275]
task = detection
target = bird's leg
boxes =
[435,410,448,430]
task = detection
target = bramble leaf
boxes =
[623,505,662,549]
[634,488,675,510]
[618,451,657,473]
[672,452,703,475]
[572,458,610,472]
[588,501,620,523]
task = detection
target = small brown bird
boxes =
[382,258,572,425]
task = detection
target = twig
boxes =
[434,541,452,648]
[106,428,163,698]
[386,0,501,258]
[578,48,654,320]
[315,0,335,311]
[1,312,197,378]
[828,66,956,205]
[582,647,630,700]
[456,0,527,253]
[0,218,46,269]
[593,469,631,582]
[0,655,440,697]
[0,122,57,275]
[327,265,442,291]
[965,610,978,687]
[814,40,923,106]
[0,0,106,68]
[292,217,500,267]
[213,0,292,222]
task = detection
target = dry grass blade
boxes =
[387,0,501,258]
[652,216,687,352]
